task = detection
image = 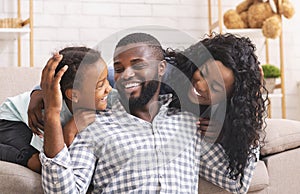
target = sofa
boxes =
[1,67,300,194]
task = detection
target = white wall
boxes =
[1,0,299,120]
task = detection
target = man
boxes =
[41,33,200,193]
[40,33,256,193]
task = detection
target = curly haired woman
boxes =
[164,33,268,193]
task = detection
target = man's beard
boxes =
[128,80,159,110]
[118,80,159,112]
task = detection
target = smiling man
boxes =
[113,33,166,121]
[40,33,201,193]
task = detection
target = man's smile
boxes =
[121,81,143,95]
[123,82,142,89]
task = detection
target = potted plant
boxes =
[262,64,281,93]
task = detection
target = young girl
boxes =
[164,33,268,192]
[0,46,112,173]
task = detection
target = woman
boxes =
[164,33,268,192]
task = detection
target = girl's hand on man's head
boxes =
[41,54,68,114]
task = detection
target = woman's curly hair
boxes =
[54,46,102,100]
[164,33,268,185]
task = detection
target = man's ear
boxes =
[158,60,167,77]
[65,89,80,103]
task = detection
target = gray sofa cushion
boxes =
[0,161,42,194]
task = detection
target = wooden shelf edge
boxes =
[208,19,262,33]
[0,28,30,32]
[224,28,262,33]
[0,28,30,40]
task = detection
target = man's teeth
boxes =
[193,88,202,96]
[124,83,140,89]
[103,96,107,100]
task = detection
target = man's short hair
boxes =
[115,33,164,60]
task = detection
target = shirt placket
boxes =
[151,113,166,190]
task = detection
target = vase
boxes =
[265,78,276,93]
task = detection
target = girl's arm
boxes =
[40,54,95,193]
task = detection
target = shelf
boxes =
[207,0,286,118]
[1,0,34,67]
[223,28,264,37]
[0,28,30,40]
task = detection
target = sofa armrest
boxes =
[260,119,300,156]
[262,148,300,194]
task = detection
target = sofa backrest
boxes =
[0,67,42,104]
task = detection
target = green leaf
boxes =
[262,64,281,78]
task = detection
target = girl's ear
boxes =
[65,89,80,103]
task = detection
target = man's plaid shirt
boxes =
[40,94,257,194]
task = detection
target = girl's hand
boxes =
[63,109,96,147]
[41,53,67,114]
[73,109,96,132]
